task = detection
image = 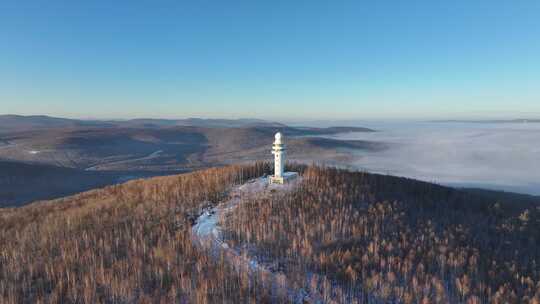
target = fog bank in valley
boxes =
[325,122,540,195]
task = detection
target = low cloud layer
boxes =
[328,122,540,195]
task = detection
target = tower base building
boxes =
[269,171,298,184]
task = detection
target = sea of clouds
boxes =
[321,121,540,196]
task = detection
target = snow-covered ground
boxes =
[191,176,322,303]
[191,176,382,303]
[192,176,301,243]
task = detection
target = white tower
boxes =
[269,132,297,184]
[272,132,285,178]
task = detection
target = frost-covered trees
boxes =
[224,166,540,303]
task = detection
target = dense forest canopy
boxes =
[0,163,539,303]
[224,166,540,303]
[0,163,278,303]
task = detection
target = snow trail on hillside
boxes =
[191,177,321,303]
[191,176,382,303]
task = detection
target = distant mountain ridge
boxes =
[0,114,288,133]
[0,118,377,206]
[0,115,113,133]
[431,118,540,123]
[0,124,377,171]
[113,117,289,129]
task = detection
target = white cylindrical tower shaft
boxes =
[272,132,285,177]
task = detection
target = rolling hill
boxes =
[0,116,379,206]
[0,114,288,133]
[0,122,376,171]
[0,164,538,303]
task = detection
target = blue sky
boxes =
[1,1,539,120]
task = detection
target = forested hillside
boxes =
[1,164,539,303]
[0,163,278,303]
[224,167,540,303]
